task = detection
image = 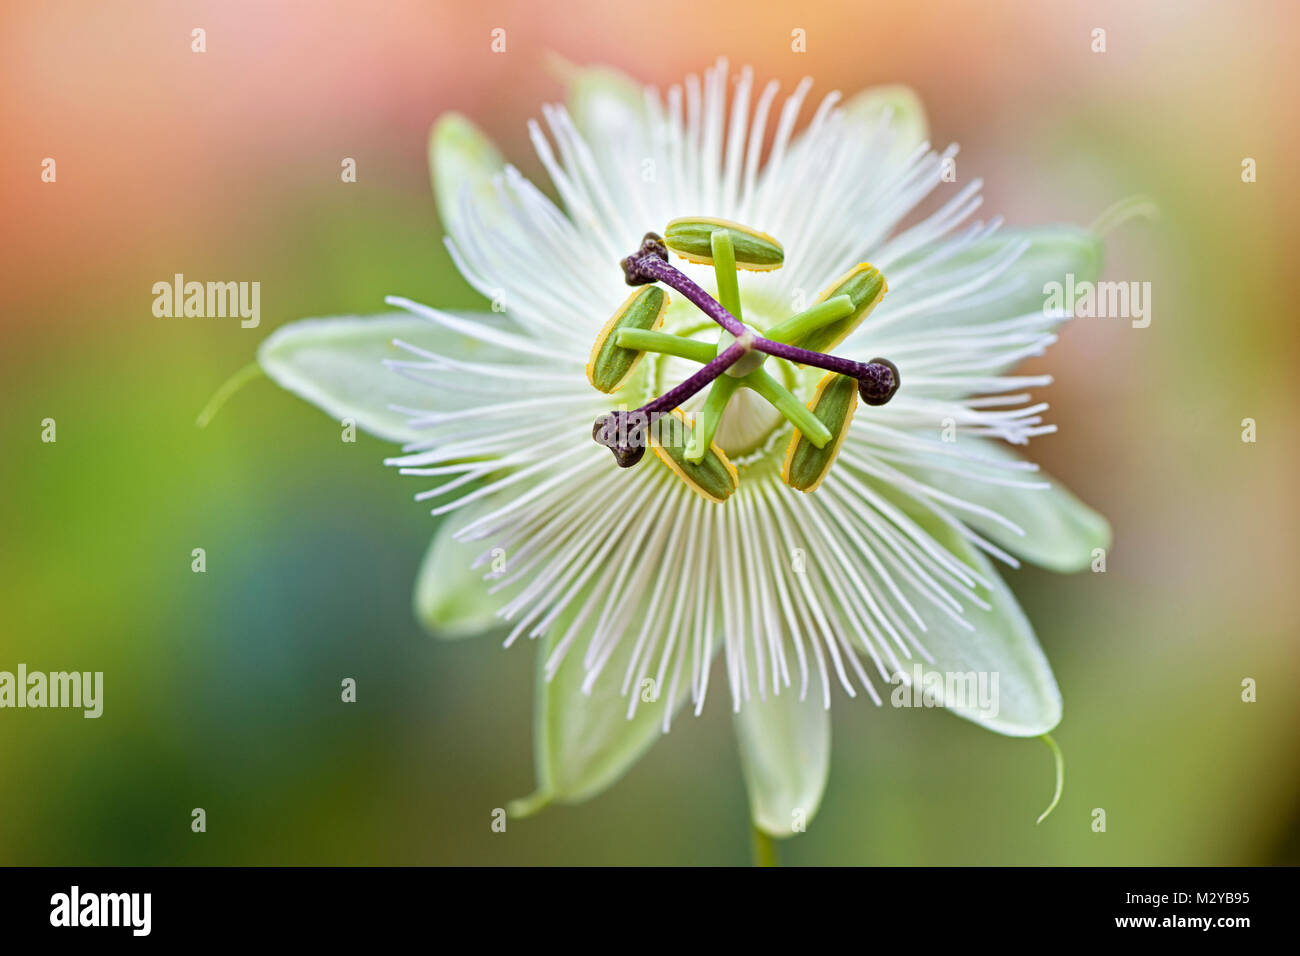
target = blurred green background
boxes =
[3,0,1298,864]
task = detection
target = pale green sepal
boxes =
[413,505,508,640]
[258,312,518,444]
[872,480,1063,736]
[552,57,647,143]
[1005,225,1105,316]
[259,313,443,443]
[880,226,1104,346]
[842,85,929,165]
[734,688,831,839]
[429,113,505,234]
[519,608,688,812]
[896,437,1111,573]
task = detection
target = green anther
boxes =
[763,294,855,345]
[685,375,740,463]
[614,328,715,364]
[782,373,859,493]
[744,369,832,448]
[663,217,784,272]
[794,264,888,356]
[587,286,669,393]
[651,409,739,503]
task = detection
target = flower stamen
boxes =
[592,334,754,468]
[598,221,901,495]
[623,235,898,400]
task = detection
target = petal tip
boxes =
[506,790,553,820]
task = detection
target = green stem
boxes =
[196,361,264,428]
[614,328,715,363]
[750,825,780,867]
[686,375,739,462]
[763,294,854,344]
[711,230,742,322]
[746,369,831,447]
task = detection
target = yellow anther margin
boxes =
[586,286,669,393]
[798,263,888,356]
[650,409,740,503]
[663,217,785,272]
[781,373,859,493]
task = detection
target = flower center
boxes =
[588,219,901,502]
[652,305,792,461]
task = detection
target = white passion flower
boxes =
[255,59,1110,837]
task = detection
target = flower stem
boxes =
[750,825,780,867]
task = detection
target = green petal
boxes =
[843,84,929,166]
[733,688,830,838]
[895,437,1111,573]
[994,225,1105,317]
[413,506,507,640]
[555,58,646,143]
[512,606,687,815]
[257,312,514,444]
[429,113,505,235]
[881,226,1104,345]
[552,58,654,194]
[871,478,1063,736]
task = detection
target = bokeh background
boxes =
[3,0,1298,865]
